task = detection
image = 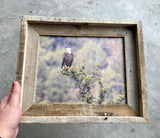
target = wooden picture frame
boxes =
[16,15,149,123]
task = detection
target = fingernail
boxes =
[12,81,20,88]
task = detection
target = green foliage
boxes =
[62,59,109,104]
[76,41,107,74]
[110,92,126,104]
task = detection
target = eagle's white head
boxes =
[65,48,72,54]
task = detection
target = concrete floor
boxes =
[0,0,160,137]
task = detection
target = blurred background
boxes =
[36,36,126,104]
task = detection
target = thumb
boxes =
[9,81,21,107]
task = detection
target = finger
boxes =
[13,127,19,138]
[0,91,11,108]
[9,81,21,107]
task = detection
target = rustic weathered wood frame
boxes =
[16,15,149,123]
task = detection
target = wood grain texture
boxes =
[16,15,148,123]
[16,16,28,109]
[20,116,148,123]
[30,24,128,37]
[124,31,139,115]
[21,24,39,113]
[22,104,138,116]
[24,15,139,26]
[136,21,149,121]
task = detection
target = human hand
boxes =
[0,81,21,138]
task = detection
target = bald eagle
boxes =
[61,48,74,70]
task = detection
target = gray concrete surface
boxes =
[0,0,160,137]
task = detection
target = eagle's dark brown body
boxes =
[62,52,74,68]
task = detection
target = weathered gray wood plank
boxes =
[16,16,148,123]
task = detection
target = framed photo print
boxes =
[16,15,149,123]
